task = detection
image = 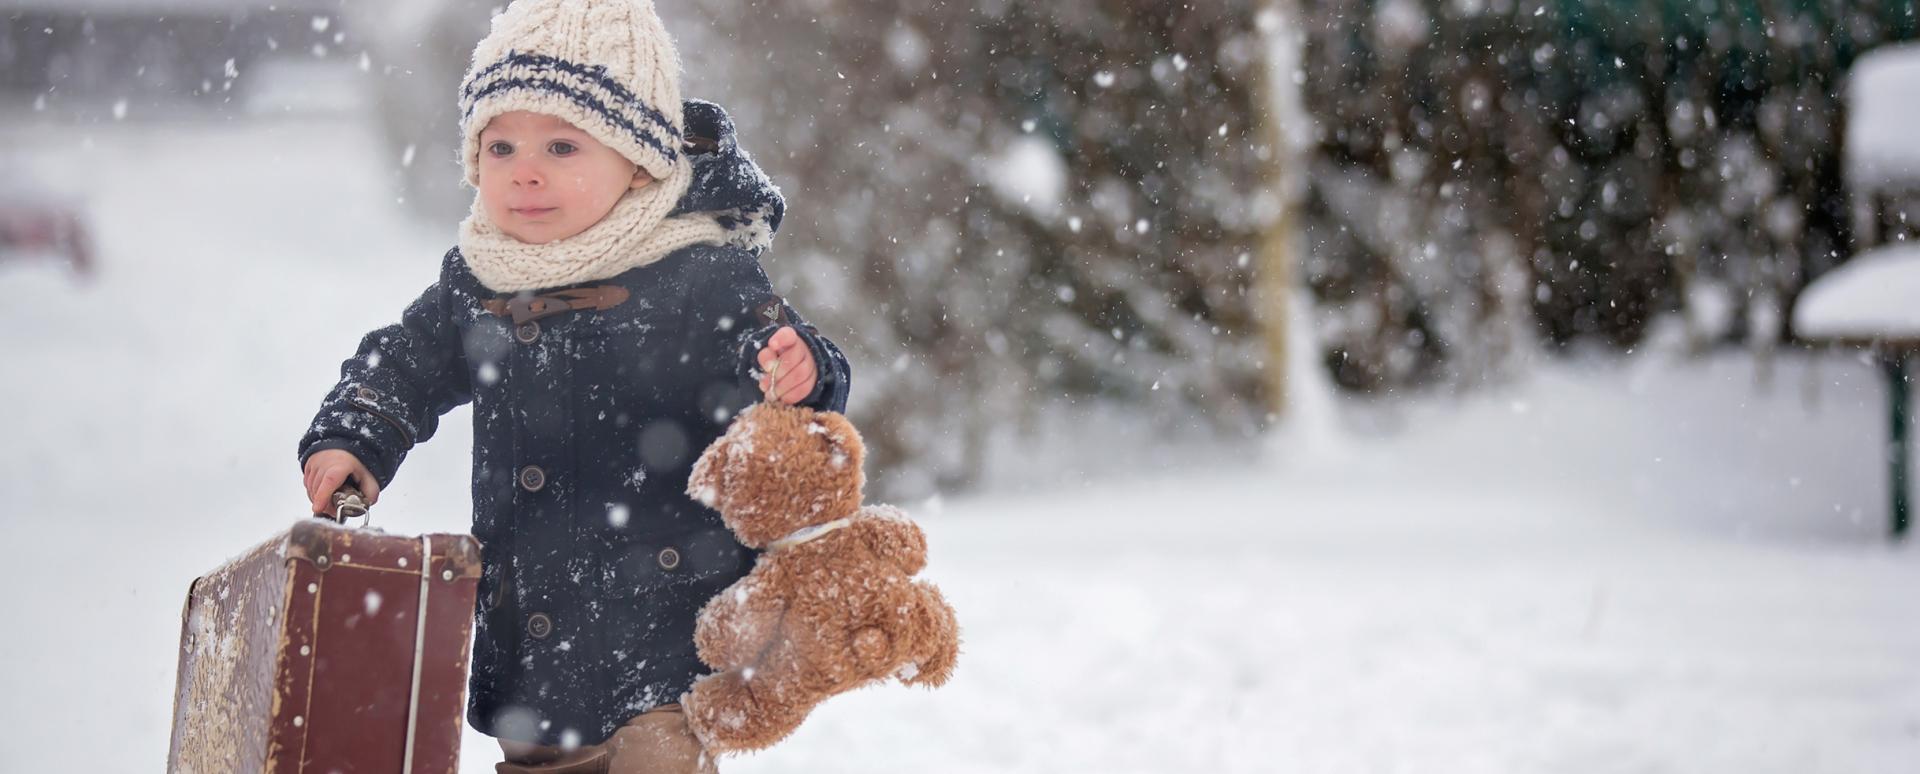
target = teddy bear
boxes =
[681,402,960,753]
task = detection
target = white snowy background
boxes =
[3,19,1920,774]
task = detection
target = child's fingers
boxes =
[757,357,775,393]
[774,362,813,396]
[306,469,326,511]
[754,338,816,403]
[769,326,800,352]
[777,343,813,374]
[758,358,805,405]
[311,467,348,513]
[757,327,801,366]
[778,378,812,405]
[762,340,809,385]
[358,468,381,505]
[757,329,812,381]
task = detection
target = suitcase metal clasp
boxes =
[326,486,372,528]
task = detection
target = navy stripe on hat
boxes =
[461,51,682,163]
[462,51,681,140]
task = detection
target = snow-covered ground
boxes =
[2,109,1917,773]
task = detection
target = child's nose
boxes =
[509,159,545,187]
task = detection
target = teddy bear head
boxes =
[686,402,867,548]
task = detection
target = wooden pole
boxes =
[1253,0,1303,420]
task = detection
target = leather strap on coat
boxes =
[482,286,632,325]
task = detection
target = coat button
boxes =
[514,321,541,344]
[517,465,546,492]
[354,386,380,402]
[526,612,552,639]
[657,547,681,571]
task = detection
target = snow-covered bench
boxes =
[1795,245,1918,538]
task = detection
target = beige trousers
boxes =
[495,704,717,774]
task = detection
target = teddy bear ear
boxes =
[819,412,865,469]
[687,436,732,508]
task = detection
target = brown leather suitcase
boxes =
[167,498,481,774]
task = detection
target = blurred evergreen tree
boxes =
[1299,0,1917,391]
[684,0,1278,497]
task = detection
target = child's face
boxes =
[475,111,655,245]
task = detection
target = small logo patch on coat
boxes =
[754,297,789,326]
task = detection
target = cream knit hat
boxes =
[457,0,684,187]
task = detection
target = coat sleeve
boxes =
[297,252,474,489]
[690,247,851,415]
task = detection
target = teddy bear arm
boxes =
[856,512,928,576]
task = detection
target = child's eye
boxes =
[548,141,578,156]
[487,141,514,157]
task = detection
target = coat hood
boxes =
[671,98,786,256]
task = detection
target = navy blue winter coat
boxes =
[297,101,850,748]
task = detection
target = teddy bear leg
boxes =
[898,582,960,687]
[684,671,751,753]
[685,669,814,754]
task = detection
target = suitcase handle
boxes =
[317,483,373,527]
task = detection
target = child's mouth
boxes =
[513,207,558,217]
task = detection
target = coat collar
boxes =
[671,99,786,256]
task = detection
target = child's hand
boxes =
[303,449,381,515]
[756,326,817,405]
